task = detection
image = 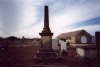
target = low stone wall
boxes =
[0,45,40,66]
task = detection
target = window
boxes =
[69,37,71,39]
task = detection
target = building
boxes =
[57,30,96,59]
[57,30,93,44]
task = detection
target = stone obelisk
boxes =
[39,5,53,49]
[34,6,57,63]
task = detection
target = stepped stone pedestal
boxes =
[34,48,58,62]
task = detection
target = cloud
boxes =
[0,0,100,38]
[69,17,100,28]
[0,0,39,35]
[49,0,100,37]
[0,0,19,34]
[69,25,100,36]
[17,0,38,29]
[9,20,43,38]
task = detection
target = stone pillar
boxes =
[41,36,52,49]
[39,5,53,49]
[95,32,100,63]
[34,6,58,63]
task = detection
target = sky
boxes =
[0,0,100,38]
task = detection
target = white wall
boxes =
[59,40,67,51]
[76,48,85,57]
[66,37,75,44]
[76,48,96,58]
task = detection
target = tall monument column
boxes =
[34,5,58,63]
[39,5,53,49]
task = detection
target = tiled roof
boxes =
[57,30,86,39]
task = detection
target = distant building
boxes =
[57,30,93,44]
[57,30,96,58]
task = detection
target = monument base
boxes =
[34,48,59,63]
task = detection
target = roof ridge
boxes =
[65,29,84,34]
[57,29,86,39]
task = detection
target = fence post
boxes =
[95,32,100,67]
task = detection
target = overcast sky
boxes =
[0,0,100,38]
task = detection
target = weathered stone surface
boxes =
[34,5,58,63]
